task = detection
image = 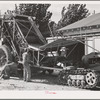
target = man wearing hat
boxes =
[60,47,69,57]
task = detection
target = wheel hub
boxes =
[86,72,97,86]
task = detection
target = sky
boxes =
[0,1,100,23]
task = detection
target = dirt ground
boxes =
[0,71,92,91]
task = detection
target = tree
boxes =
[57,4,90,29]
[49,21,57,36]
[17,4,52,37]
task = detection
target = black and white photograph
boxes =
[0,0,100,99]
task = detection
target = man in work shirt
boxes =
[22,49,31,82]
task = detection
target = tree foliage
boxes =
[17,4,52,37]
[49,21,57,36]
[57,4,90,29]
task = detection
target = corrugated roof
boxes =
[58,13,100,31]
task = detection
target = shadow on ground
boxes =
[9,72,100,91]
[31,72,59,86]
[32,73,100,91]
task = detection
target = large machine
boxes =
[41,36,100,89]
[0,13,67,78]
[0,13,100,89]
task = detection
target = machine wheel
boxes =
[80,80,86,88]
[58,71,66,85]
[72,80,76,86]
[67,79,72,86]
[0,45,12,77]
[76,80,81,87]
[85,71,98,88]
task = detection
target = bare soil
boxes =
[0,71,91,91]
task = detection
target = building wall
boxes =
[94,36,100,52]
[85,36,100,55]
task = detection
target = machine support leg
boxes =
[37,51,40,66]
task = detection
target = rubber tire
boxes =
[0,45,12,62]
[0,45,12,78]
